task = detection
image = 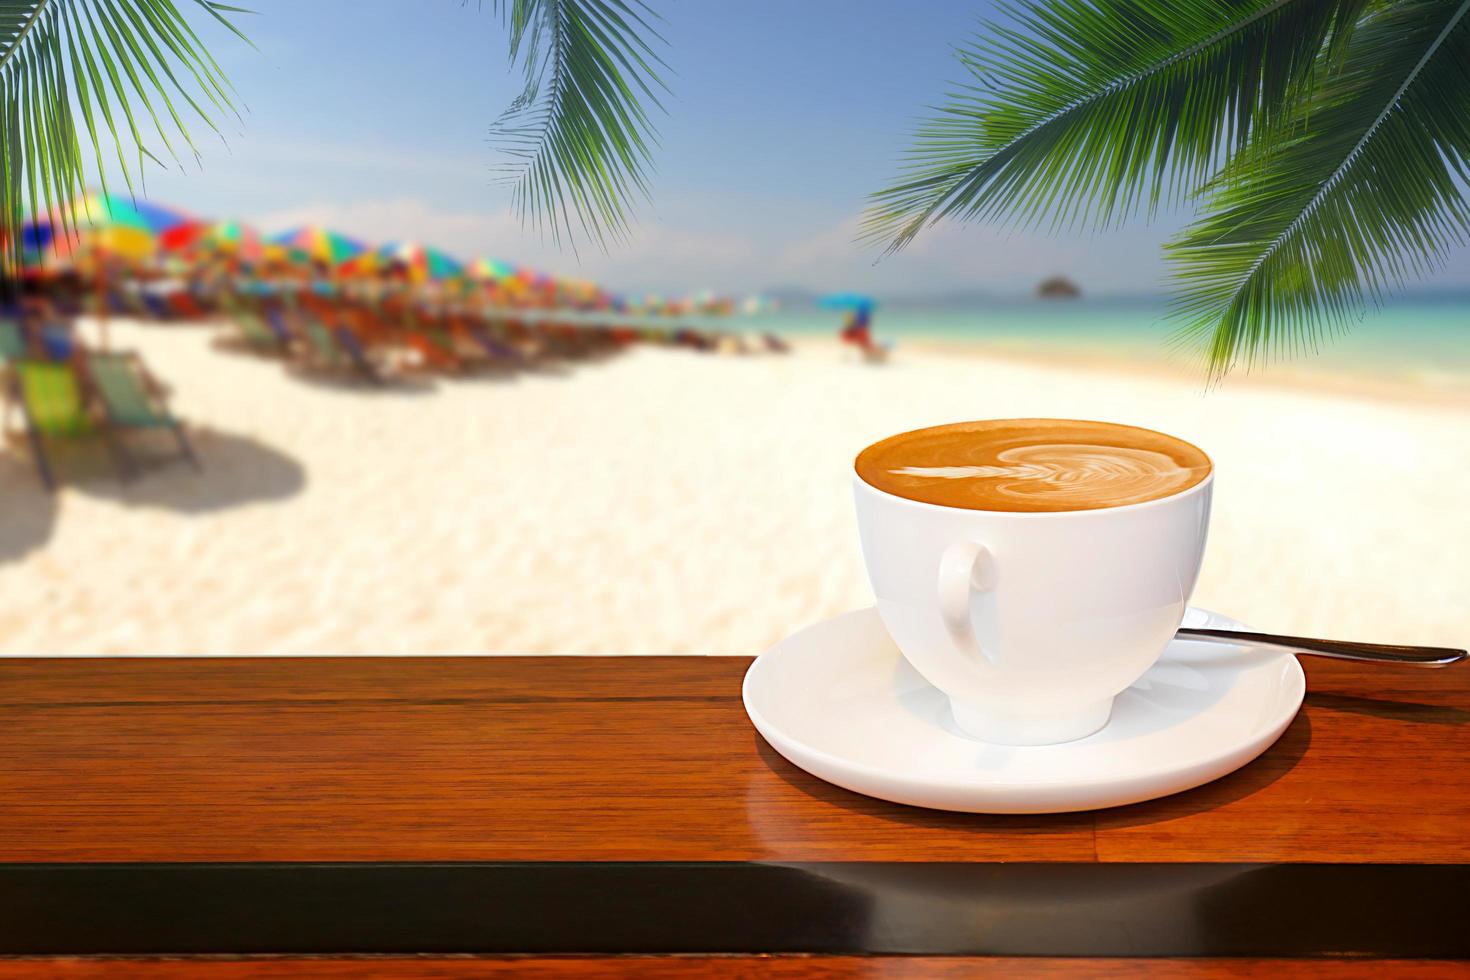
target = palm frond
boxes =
[1167,0,1470,377]
[488,0,667,251]
[0,0,244,272]
[863,0,1367,253]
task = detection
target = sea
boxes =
[729,294,1470,393]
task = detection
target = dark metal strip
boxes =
[0,862,1464,958]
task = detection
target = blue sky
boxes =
[122,0,1468,298]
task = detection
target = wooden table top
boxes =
[1,653,1466,975]
[2,654,1465,864]
[0,957,1464,978]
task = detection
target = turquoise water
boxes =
[732,296,1470,387]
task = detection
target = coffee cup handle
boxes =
[937,540,997,664]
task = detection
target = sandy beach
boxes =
[1,318,1466,655]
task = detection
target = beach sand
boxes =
[2,319,1466,654]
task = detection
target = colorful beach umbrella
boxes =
[160,219,263,264]
[205,221,264,261]
[374,241,464,281]
[335,248,384,278]
[22,192,192,263]
[265,226,368,266]
[818,292,877,311]
[159,220,209,253]
[462,257,516,282]
[555,277,601,304]
[516,267,553,288]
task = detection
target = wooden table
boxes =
[0,655,1466,977]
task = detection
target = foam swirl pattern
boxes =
[856,419,1211,513]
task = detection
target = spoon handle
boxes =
[1177,628,1467,667]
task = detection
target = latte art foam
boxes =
[891,444,1202,508]
[856,420,1211,513]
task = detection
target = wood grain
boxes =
[0,657,1090,862]
[0,959,1464,979]
[1093,659,1470,862]
[0,654,1465,863]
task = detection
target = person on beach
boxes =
[839,302,872,347]
[13,278,77,361]
[839,301,888,362]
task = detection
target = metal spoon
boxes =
[1177,628,1466,667]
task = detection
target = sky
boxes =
[112,0,1469,299]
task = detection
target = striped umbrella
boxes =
[22,192,192,263]
[462,257,516,282]
[159,220,209,254]
[265,226,368,267]
[21,193,192,349]
[515,266,552,289]
[374,241,464,282]
[159,220,263,264]
[204,221,263,261]
[818,292,877,311]
[554,276,604,309]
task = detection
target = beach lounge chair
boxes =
[167,292,207,318]
[264,308,297,347]
[1,329,34,470]
[302,317,343,368]
[468,326,526,363]
[299,316,382,384]
[4,360,123,490]
[86,351,200,475]
[220,296,286,352]
[107,288,148,317]
[0,317,27,361]
[39,323,75,361]
[236,310,281,350]
[335,327,385,383]
[141,292,174,321]
[409,327,464,373]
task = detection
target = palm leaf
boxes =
[488,0,667,251]
[1167,0,1470,376]
[0,0,244,272]
[863,0,1367,252]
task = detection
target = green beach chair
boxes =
[303,317,344,368]
[220,295,285,351]
[0,318,27,361]
[332,326,384,383]
[87,352,200,474]
[299,316,382,383]
[235,307,284,350]
[5,359,125,491]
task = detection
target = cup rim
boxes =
[853,456,1213,518]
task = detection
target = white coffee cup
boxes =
[853,427,1212,746]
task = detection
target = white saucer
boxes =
[743,606,1305,814]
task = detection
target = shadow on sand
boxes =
[0,453,60,563]
[77,428,307,513]
[3,426,306,541]
[284,368,439,397]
